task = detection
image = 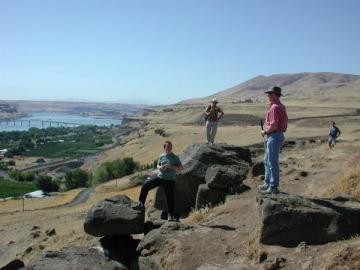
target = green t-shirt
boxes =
[157,152,182,181]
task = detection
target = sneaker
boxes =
[258,184,269,191]
[261,186,279,194]
[167,213,176,222]
[132,202,145,211]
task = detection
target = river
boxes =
[0,112,122,132]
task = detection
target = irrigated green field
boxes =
[0,178,36,198]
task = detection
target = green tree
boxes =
[7,160,15,166]
[111,159,126,179]
[35,175,59,192]
[9,170,21,181]
[65,169,91,190]
[94,157,141,184]
[22,172,35,182]
[8,171,35,182]
[122,157,140,174]
[94,165,111,184]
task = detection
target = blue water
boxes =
[0,112,122,132]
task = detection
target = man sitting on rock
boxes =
[132,140,183,221]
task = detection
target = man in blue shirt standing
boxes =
[328,122,341,149]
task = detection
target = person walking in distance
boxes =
[205,98,224,145]
[258,86,288,194]
[328,122,341,149]
[132,141,183,221]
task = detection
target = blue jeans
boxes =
[263,132,285,188]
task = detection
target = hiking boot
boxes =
[258,184,269,191]
[132,202,145,211]
[261,186,279,194]
[167,213,176,222]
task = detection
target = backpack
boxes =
[205,105,211,121]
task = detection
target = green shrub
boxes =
[93,157,140,184]
[65,169,91,190]
[7,160,15,166]
[35,175,60,192]
[8,170,35,182]
[94,165,112,184]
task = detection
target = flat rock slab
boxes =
[256,192,360,246]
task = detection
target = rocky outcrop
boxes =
[154,143,252,214]
[100,235,140,267]
[0,259,25,270]
[133,222,199,270]
[196,164,250,209]
[21,246,127,270]
[256,192,360,246]
[84,195,145,237]
[250,161,265,177]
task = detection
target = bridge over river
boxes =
[0,120,82,128]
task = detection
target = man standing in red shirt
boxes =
[205,98,224,145]
[258,86,288,194]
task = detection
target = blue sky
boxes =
[1,0,359,105]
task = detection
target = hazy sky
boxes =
[1,0,359,105]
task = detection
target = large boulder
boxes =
[154,143,252,215]
[132,222,198,270]
[1,259,25,270]
[132,221,251,270]
[84,195,145,237]
[205,164,248,189]
[195,184,228,209]
[21,246,127,270]
[250,161,265,177]
[180,143,252,165]
[256,192,360,246]
[99,235,140,268]
[195,164,250,209]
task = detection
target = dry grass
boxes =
[2,94,360,268]
[81,95,360,169]
[186,204,214,223]
[327,163,360,198]
[185,202,227,223]
[0,188,84,213]
[320,237,360,270]
[247,222,262,262]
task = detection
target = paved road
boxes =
[0,170,13,181]
[52,186,95,209]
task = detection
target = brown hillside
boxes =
[1,92,360,268]
[180,72,360,104]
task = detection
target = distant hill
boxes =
[179,72,360,104]
[0,100,150,119]
[0,101,17,114]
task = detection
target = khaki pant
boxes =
[205,121,218,144]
